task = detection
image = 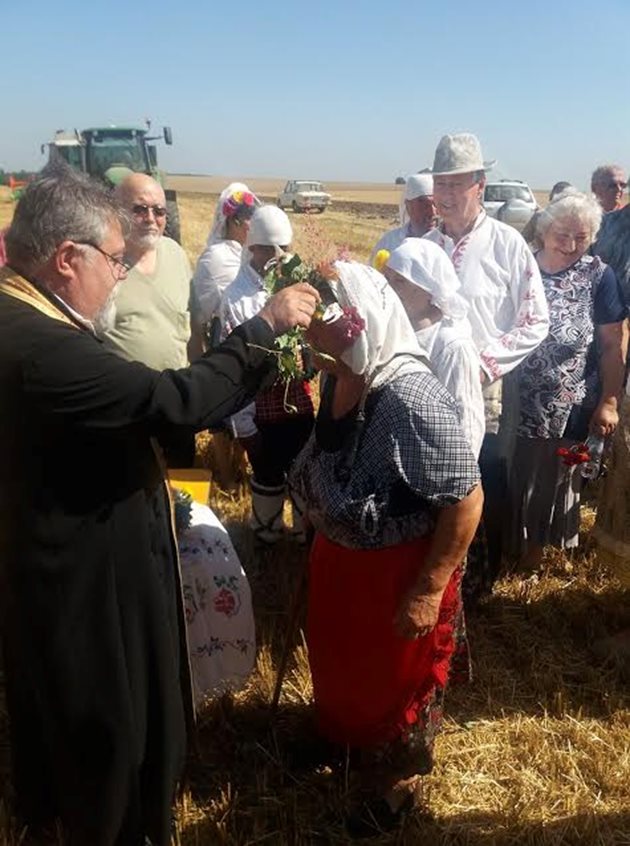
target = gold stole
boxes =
[0,266,77,328]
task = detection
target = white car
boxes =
[277,180,331,213]
[483,180,537,219]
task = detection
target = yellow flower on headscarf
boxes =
[373,249,391,273]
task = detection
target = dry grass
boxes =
[0,188,14,229]
[160,480,629,846]
[1,190,629,846]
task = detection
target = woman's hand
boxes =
[590,399,619,437]
[394,588,444,640]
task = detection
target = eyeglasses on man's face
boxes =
[605,181,627,191]
[131,203,167,218]
[76,241,131,278]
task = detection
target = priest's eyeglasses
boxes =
[78,242,131,279]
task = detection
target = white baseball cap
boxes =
[247,206,293,247]
[404,173,433,200]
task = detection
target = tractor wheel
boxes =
[165,199,182,244]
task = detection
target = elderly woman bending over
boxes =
[511,192,627,571]
[290,263,482,836]
[385,239,485,458]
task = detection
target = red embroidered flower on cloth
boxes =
[214,587,237,617]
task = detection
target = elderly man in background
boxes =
[594,189,630,306]
[370,173,436,264]
[591,164,627,214]
[102,173,202,465]
[424,132,549,601]
[0,168,319,846]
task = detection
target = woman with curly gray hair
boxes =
[510,192,628,571]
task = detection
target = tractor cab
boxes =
[83,127,154,185]
[44,131,85,171]
[42,123,180,241]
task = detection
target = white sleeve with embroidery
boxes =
[479,240,549,381]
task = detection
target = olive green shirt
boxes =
[104,237,192,370]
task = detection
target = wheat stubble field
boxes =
[0,184,629,845]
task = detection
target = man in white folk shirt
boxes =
[370,173,436,264]
[424,132,549,601]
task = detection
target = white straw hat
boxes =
[431,133,496,176]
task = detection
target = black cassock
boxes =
[0,293,276,845]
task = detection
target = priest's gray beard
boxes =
[94,288,119,335]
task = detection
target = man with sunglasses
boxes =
[0,168,320,846]
[102,173,203,464]
[591,164,628,214]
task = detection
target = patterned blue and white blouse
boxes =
[517,254,626,441]
[289,371,480,550]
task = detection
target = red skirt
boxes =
[307,532,463,749]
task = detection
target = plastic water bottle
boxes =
[580,434,606,480]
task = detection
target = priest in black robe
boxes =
[0,168,319,846]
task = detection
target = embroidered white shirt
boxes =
[424,212,549,381]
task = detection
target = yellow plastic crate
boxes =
[168,468,210,506]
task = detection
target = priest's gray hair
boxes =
[5,164,127,274]
[536,191,603,244]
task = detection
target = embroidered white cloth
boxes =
[193,239,243,321]
[179,502,255,705]
[424,212,549,381]
[220,263,268,437]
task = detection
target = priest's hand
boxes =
[259,283,320,335]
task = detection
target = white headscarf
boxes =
[386,239,468,321]
[247,206,293,248]
[399,173,433,225]
[332,261,430,393]
[206,182,260,245]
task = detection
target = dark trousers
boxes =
[159,430,196,469]
[249,416,314,487]
[463,433,507,607]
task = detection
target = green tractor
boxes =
[42,123,181,243]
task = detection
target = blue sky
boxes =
[1,0,628,189]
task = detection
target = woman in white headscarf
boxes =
[369,174,436,265]
[290,263,482,836]
[386,239,485,458]
[192,182,259,325]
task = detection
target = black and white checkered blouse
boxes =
[290,371,480,550]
